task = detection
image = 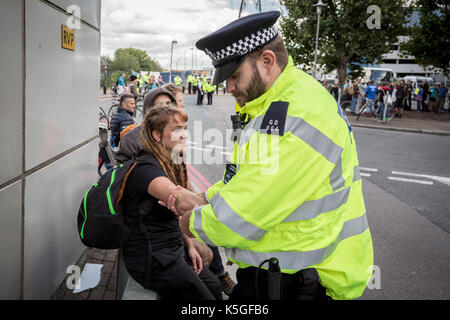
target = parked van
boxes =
[362,67,395,85]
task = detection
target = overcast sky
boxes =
[100,0,282,71]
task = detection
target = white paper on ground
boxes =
[73,263,103,293]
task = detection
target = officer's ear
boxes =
[260,49,276,74]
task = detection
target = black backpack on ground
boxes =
[77,153,154,288]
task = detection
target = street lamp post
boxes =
[312,0,326,80]
[169,40,178,83]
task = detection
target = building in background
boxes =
[0,0,101,299]
[378,36,441,79]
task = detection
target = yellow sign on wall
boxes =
[61,25,75,51]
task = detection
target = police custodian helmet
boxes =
[196,11,281,85]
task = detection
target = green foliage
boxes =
[401,1,449,76]
[109,47,163,74]
[280,0,411,87]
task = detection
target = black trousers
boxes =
[188,83,192,95]
[197,90,204,105]
[125,245,222,300]
[207,245,225,275]
[149,256,222,300]
[193,85,198,95]
[207,92,213,105]
[230,267,330,301]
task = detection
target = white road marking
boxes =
[392,171,450,187]
[206,144,229,150]
[360,167,378,172]
[360,173,371,177]
[188,146,230,156]
[387,176,434,185]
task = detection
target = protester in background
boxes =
[331,83,339,102]
[349,80,359,114]
[377,83,387,122]
[436,83,449,114]
[115,88,177,164]
[429,84,437,113]
[128,75,139,104]
[405,80,413,111]
[394,80,406,118]
[356,79,366,113]
[163,83,185,108]
[414,84,424,112]
[117,73,126,95]
[365,80,378,116]
[157,75,165,86]
[422,80,430,112]
[110,94,136,147]
[148,76,158,90]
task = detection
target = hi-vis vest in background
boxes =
[189,56,374,300]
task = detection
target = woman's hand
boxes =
[187,246,203,275]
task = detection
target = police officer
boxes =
[193,75,199,95]
[196,76,204,105]
[164,11,373,301]
[174,75,182,87]
[187,74,194,94]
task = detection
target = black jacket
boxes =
[110,107,134,144]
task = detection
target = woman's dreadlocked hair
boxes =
[140,104,188,189]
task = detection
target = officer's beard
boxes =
[233,59,267,107]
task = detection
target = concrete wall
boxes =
[0,0,101,299]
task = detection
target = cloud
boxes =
[100,0,281,70]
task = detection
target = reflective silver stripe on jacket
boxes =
[238,115,346,190]
[209,192,267,241]
[225,212,369,271]
[282,187,350,223]
[193,115,359,243]
[193,205,215,246]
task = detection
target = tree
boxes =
[279,0,411,89]
[109,47,164,74]
[109,49,140,74]
[401,1,449,77]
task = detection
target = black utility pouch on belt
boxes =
[297,268,329,300]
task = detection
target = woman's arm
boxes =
[147,177,207,215]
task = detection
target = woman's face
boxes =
[153,94,172,106]
[160,114,188,161]
[175,91,185,108]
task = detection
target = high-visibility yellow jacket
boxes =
[189,56,374,300]
[188,74,194,83]
[174,76,182,86]
[193,77,199,86]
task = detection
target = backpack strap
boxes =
[115,161,138,209]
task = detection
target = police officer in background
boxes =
[193,75,199,95]
[162,11,373,301]
[187,73,194,94]
[196,76,205,105]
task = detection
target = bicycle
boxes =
[356,98,395,122]
[99,106,109,128]
[340,100,352,112]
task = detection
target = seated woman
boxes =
[121,104,221,300]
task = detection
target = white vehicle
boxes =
[362,67,395,84]
[402,75,434,89]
